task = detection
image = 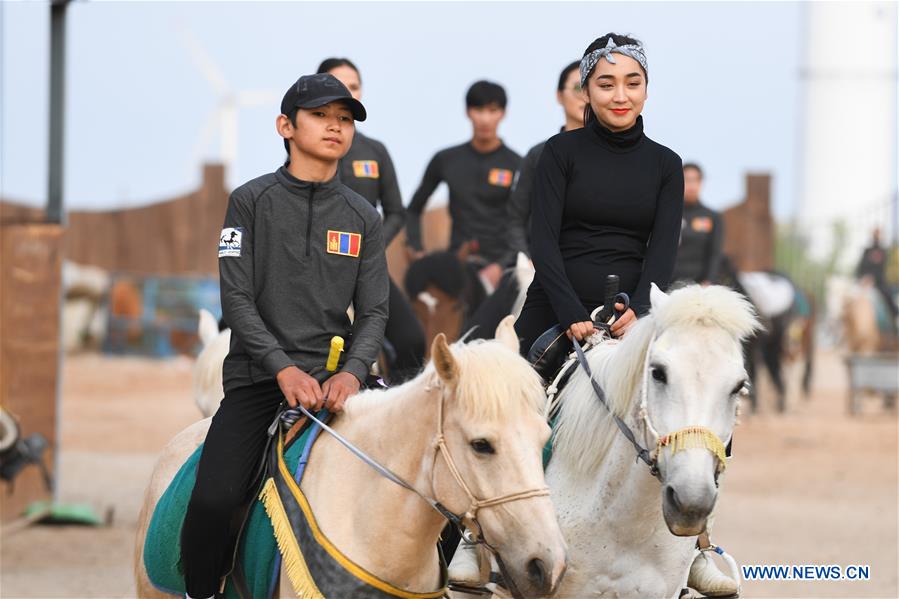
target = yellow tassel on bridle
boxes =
[653,426,727,473]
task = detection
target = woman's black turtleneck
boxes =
[527,115,684,328]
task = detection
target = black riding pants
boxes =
[180,379,283,598]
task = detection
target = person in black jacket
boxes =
[318,57,425,382]
[405,80,521,290]
[672,163,725,285]
[504,60,586,265]
[857,227,899,333]
[515,33,684,352]
[180,74,389,599]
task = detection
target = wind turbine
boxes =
[176,23,280,186]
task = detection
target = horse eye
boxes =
[470,439,495,455]
[651,366,667,384]
[732,380,749,396]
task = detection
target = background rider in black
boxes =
[856,227,899,333]
[319,58,425,383]
[504,60,585,265]
[405,80,521,290]
[672,163,725,285]
[515,34,684,353]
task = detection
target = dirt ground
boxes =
[1,350,896,598]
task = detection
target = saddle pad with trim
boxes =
[143,417,325,598]
[259,425,448,598]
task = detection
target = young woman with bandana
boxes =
[515,33,683,350]
[514,34,739,597]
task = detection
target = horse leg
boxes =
[801,298,816,398]
[743,337,759,413]
[763,318,787,412]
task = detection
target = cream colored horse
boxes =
[835,276,890,354]
[135,316,567,598]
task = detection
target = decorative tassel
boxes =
[258,477,325,599]
[655,426,727,472]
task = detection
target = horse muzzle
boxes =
[496,545,568,598]
[662,481,717,536]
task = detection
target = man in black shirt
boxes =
[504,61,585,265]
[406,80,521,289]
[672,163,724,285]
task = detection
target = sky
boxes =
[2,1,805,219]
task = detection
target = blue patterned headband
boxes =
[579,37,648,87]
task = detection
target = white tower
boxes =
[798,1,898,268]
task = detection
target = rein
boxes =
[276,380,549,599]
[571,340,660,478]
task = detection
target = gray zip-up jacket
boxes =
[219,166,389,392]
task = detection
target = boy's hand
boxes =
[322,372,361,413]
[276,366,323,409]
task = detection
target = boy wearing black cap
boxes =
[180,73,389,599]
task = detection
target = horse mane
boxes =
[552,284,760,478]
[346,338,546,423]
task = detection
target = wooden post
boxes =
[0,225,64,522]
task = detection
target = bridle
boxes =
[427,376,551,534]
[278,374,550,599]
[571,325,730,484]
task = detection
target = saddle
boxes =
[527,275,629,388]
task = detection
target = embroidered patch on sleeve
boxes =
[691,217,713,233]
[326,230,362,257]
[219,227,243,257]
[488,168,513,187]
[352,160,379,179]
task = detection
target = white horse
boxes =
[135,316,568,598]
[544,284,759,597]
[193,309,228,417]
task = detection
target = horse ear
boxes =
[431,333,459,386]
[197,309,219,347]
[494,315,519,354]
[650,283,670,311]
[516,251,531,270]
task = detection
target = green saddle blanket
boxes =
[143,422,318,598]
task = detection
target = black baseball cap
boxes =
[280,73,367,121]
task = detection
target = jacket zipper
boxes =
[306,186,315,256]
